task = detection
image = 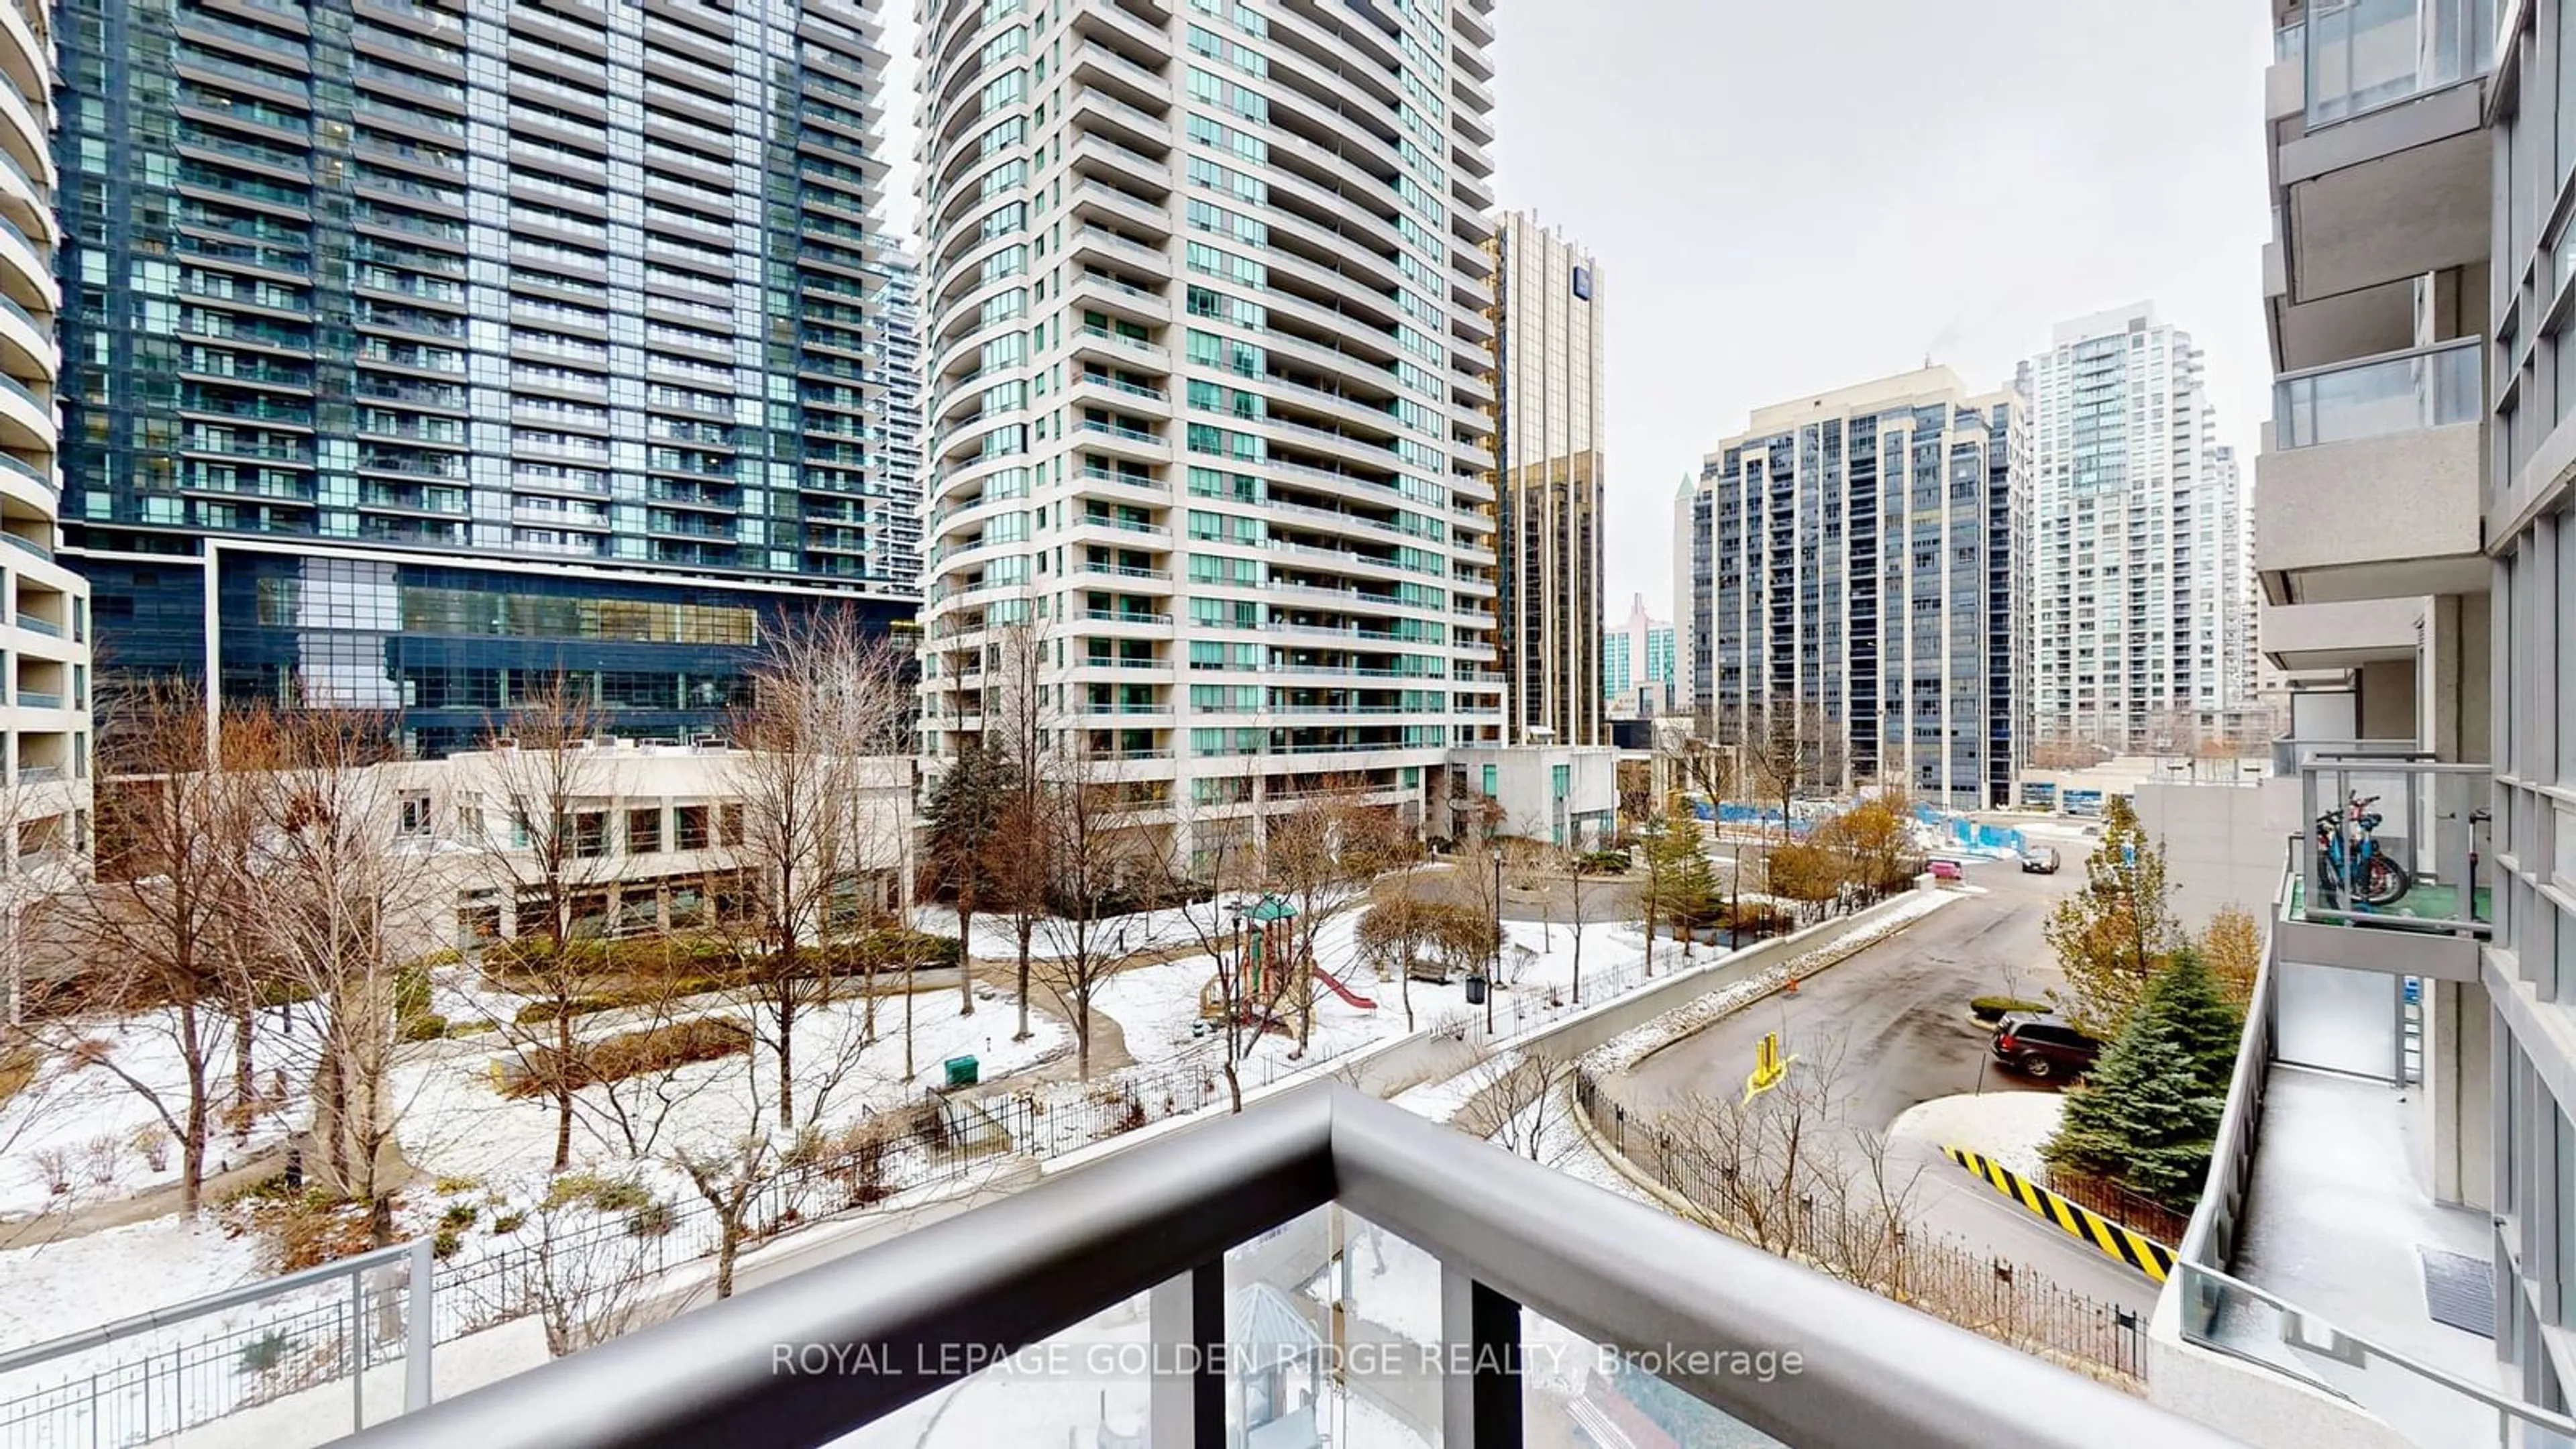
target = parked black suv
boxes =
[1990,1012,2101,1081]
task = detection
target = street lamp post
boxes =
[1487,844,1502,1032]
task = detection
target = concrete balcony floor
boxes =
[2221,1065,2497,1447]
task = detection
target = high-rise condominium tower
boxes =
[1601,592,1672,719]
[1,0,87,873]
[1490,211,1601,747]
[2018,305,2260,752]
[865,255,926,597]
[914,0,1503,846]
[1678,367,2027,810]
[54,0,910,754]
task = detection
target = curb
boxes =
[1941,1146,2176,1283]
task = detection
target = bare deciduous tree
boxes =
[17,680,270,1214]
[1648,1036,1922,1291]
[724,610,914,1128]
[1029,752,1163,1081]
[1263,780,1406,1055]
[1158,820,1295,1112]
[467,677,620,1172]
[1451,1047,1569,1162]
[247,709,437,1246]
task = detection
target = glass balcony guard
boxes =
[2304,0,2494,127]
[2273,339,2479,449]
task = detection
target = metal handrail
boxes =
[0,1238,436,1432]
[338,1084,2236,1449]
[2175,1260,2576,1438]
[2271,336,2480,386]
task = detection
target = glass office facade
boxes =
[52,0,913,743]
[83,549,908,757]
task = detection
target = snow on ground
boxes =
[1888,1091,2069,1189]
[0,1016,301,1218]
[0,1216,268,1356]
[1387,1051,1510,1124]
[395,982,1069,1195]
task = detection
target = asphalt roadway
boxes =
[1616,857,2163,1315]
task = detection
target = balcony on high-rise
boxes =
[2255,338,2485,604]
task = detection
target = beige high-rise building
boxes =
[1490,213,1603,748]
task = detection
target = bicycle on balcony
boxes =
[2317,791,2413,908]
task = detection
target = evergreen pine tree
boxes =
[2044,966,2228,1210]
[2139,948,2243,1097]
[1664,814,1721,930]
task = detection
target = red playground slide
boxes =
[1310,965,1378,1010]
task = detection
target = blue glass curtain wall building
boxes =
[83,550,910,757]
[51,0,913,745]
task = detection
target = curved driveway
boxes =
[1614,859,2161,1315]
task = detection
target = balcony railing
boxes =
[2303,0,2492,127]
[2272,338,2478,449]
[2295,755,2491,936]
[2170,885,2575,1444]
[337,1084,2224,1449]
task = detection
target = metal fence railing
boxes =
[0,895,1917,1447]
[0,1103,1014,1449]
[1572,1070,2148,1383]
[0,1240,433,1449]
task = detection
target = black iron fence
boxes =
[1572,1070,2147,1383]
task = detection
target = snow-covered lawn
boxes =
[1888,1089,2068,1185]
[0,1216,268,1360]
[0,1016,301,1218]
[394,982,1069,1210]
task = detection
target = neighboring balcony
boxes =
[2255,340,2485,605]
[2281,751,2489,980]
[2267,0,2491,310]
[2258,597,2422,672]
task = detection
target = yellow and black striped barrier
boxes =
[1942,1146,2176,1283]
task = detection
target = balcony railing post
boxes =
[1440,1268,1522,1448]
[1146,1260,1223,1448]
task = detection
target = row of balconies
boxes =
[2257,2,2493,663]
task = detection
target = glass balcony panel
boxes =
[2305,0,2493,126]
[1523,1306,1787,1448]
[818,1290,1154,1447]
[2273,340,2479,447]
[2295,757,2493,933]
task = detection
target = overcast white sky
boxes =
[879,0,2275,625]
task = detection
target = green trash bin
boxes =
[943,1055,979,1088]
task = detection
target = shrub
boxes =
[237,1330,297,1377]
[256,1189,375,1273]
[625,1201,676,1238]
[393,964,433,1027]
[132,1124,172,1173]
[433,1173,480,1195]
[33,1146,70,1195]
[1970,996,2050,1022]
[1576,849,1633,875]
[0,1045,38,1112]
[431,1229,464,1260]
[83,1134,119,1186]
[439,1202,480,1232]
[502,1018,750,1098]
[490,1210,527,1235]
[400,1013,450,1042]
[837,927,964,973]
[543,1171,655,1215]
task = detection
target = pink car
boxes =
[1927,859,1964,881]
